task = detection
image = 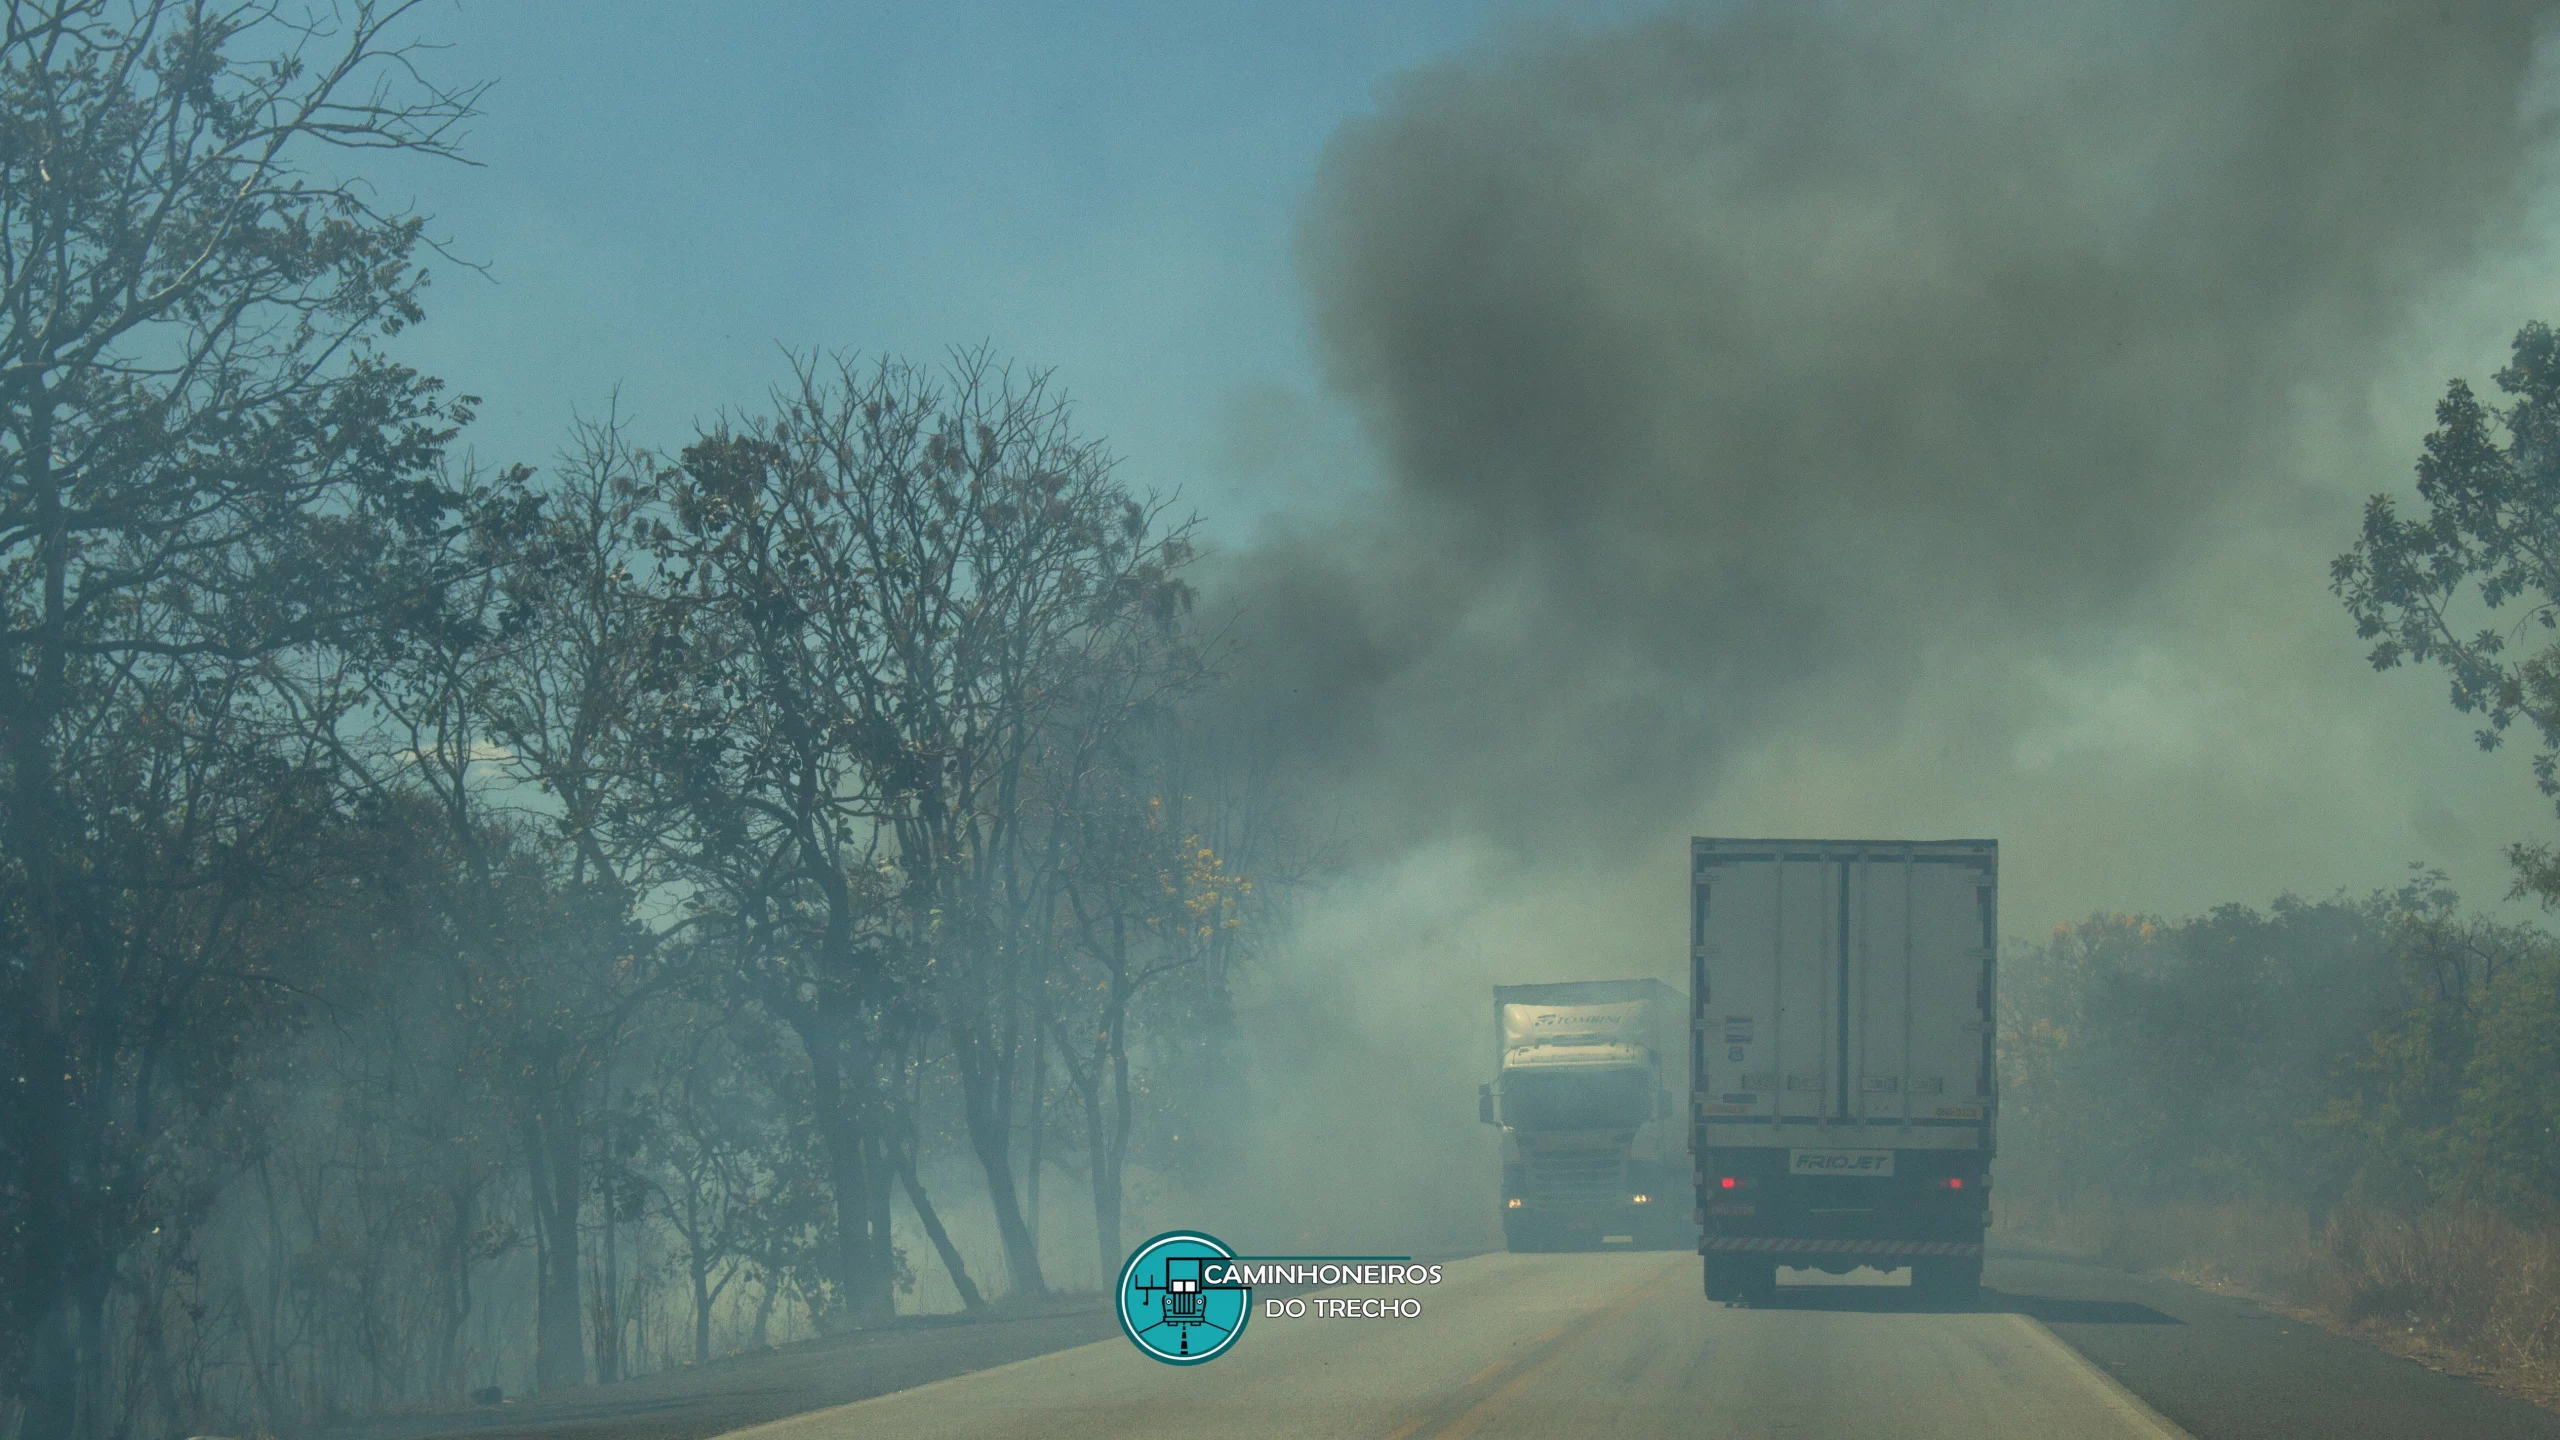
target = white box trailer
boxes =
[1688,837,1997,1304]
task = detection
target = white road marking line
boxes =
[2005,1312,2195,1440]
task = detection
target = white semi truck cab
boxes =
[1689,837,1998,1305]
[1480,979,1689,1251]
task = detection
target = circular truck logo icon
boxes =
[1116,1230,1249,1364]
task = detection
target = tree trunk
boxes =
[433,1175,478,1399]
[6,393,82,1440]
[897,1152,987,1314]
[952,1020,1046,1296]
[1086,927,1135,1292]
[523,1091,587,1391]
[691,1249,714,1364]
[868,1129,898,1313]
[1104,982,1134,1281]
[628,1225,649,1377]
[1080,1071,1121,1294]
[75,1257,111,1440]
[1026,1021,1046,1252]
[250,1157,288,1426]
[141,1250,181,1440]
[749,1269,781,1350]
[13,1020,80,1439]
[796,1013,895,1327]
[597,1109,623,1384]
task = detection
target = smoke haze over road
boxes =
[1201,0,2560,1250]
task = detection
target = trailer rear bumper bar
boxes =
[1700,1237,1982,1257]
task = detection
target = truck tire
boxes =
[1503,1217,1545,1254]
[1704,1254,1740,1300]
[1706,1255,1778,1304]
[1912,1256,1982,1307]
[1742,1259,1780,1307]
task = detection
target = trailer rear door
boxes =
[1689,838,1997,1153]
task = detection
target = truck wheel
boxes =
[1740,1255,1781,1301]
[1706,1255,1780,1303]
[1741,1260,1780,1307]
[1913,1256,1982,1307]
[1704,1255,1740,1300]
[1503,1218,1544,1254]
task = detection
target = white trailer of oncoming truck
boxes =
[1689,837,1997,1305]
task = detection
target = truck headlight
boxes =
[1631,1194,1651,1204]
[1507,1197,1523,1209]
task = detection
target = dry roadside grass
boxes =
[2004,1190,2560,1414]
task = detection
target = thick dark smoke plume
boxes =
[1195,1,2560,1255]
[1224,0,2552,855]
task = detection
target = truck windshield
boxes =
[1503,1067,1651,1130]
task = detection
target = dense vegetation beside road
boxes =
[0,8,1304,1436]
[2002,319,2560,1399]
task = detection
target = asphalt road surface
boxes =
[714,1251,2560,1440]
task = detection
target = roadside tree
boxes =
[2336,319,2560,903]
[0,4,488,1430]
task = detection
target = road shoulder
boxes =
[314,1303,1120,1440]
[1991,1252,2560,1440]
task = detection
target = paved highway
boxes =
[356,1248,2560,1440]
[718,1251,2195,1440]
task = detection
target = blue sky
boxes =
[367,1,1617,537]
